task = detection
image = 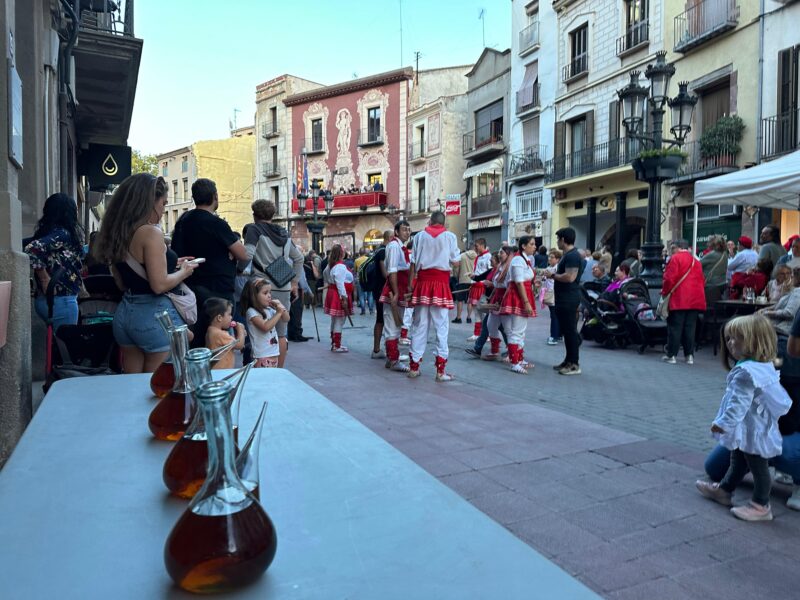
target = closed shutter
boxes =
[608,100,620,166]
[584,110,595,171]
[553,121,565,180]
[776,47,799,154]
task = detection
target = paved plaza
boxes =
[287,307,799,599]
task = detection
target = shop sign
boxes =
[468,216,501,230]
[445,200,461,215]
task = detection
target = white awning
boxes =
[462,157,504,180]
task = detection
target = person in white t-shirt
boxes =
[239,278,290,368]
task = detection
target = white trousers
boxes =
[330,316,345,333]
[410,305,449,362]
[403,307,413,329]
[383,303,401,340]
[487,312,502,338]
[500,314,528,346]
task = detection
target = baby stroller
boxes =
[619,278,668,354]
[43,270,123,392]
[579,282,629,348]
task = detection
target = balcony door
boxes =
[475,100,503,146]
[569,117,586,177]
[777,46,799,155]
[367,107,381,142]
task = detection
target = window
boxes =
[271,145,278,171]
[271,186,279,213]
[700,81,730,132]
[311,118,323,151]
[181,156,188,173]
[368,173,382,186]
[172,180,178,200]
[416,177,427,212]
[569,116,587,177]
[522,116,540,150]
[269,106,278,133]
[161,162,168,176]
[476,173,500,197]
[517,62,539,113]
[182,178,188,200]
[515,189,543,221]
[565,24,588,80]
[367,107,381,142]
[475,100,504,145]
[622,0,648,50]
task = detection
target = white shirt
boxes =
[385,239,410,274]
[246,307,279,358]
[726,248,758,281]
[411,228,460,272]
[474,251,491,277]
[330,263,348,296]
[509,254,534,283]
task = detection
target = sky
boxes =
[128,0,511,155]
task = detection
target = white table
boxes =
[0,370,598,599]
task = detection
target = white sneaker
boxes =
[390,361,410,373]
[332,346,349,353]
[399,338,411,346]
[685,355,694,365]
[371,349,386,359]
[662,355,677,364]
[775,470,794,486]
[435,372,455,382]
[787,486,800,511]
[546,337,558,346]
[467,335,478,342]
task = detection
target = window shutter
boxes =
[584,110,595,171]
[554,121,566,180]
[608,101,620,166]
[778,48,790,116]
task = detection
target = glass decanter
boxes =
[149,325,194,441]
[236,402,268,501]
[150,311,177,399]
[164,380,277,593]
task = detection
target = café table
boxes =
[0,370,598,599]
[716,298,774,316]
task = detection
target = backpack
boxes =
[358,248,384,292]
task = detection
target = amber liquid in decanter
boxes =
[149,391,194,441]
[150,362,175,399]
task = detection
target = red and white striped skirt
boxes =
[410,269,453,309]
[498,280,536,317]
[324,286,353,318]
[467,281,485,305]
[379,270,410,307]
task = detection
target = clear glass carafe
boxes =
[150,311,176,399]
[235,402,268,500]
[164,380,277,593]
[148,325,194,441]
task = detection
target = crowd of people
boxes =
[23,172,800,521]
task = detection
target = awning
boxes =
[462,157,504,180]
[693,150,800,209]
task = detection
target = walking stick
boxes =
[310,288,320,342]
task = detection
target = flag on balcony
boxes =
[302,154,309,193]
[296,155,302,196]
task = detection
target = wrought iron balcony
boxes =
[463,122,504,158]
[761,109,800,161]
[470,191,502,219]
[546,138,642,183]
[262,122,279,138]
[516,83,540,115]
[507,146,547,182]
[263,162,280,178]
[302,137,325,155]
[562,53,588,83]
[616,21,649,56]
[409,141,426,163]
[358,128,384,147]
[674,0,739,53]
[519,21,540,55]
[667,135,740,184]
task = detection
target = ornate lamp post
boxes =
[297,178,334,254]
[617,50,697,289]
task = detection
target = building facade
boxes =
[405,66,473,241]
[507,0,558,247]
[254,75,323,222]
[283,68,413,254]
[463,49,512,250]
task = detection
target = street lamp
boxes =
[297,177,335,253]
[616,50,697,289]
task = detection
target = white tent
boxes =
[691,150,800,250]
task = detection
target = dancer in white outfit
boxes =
[498,236,537,374]
[378,220,412,371]
[407,211,460,381]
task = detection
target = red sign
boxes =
[445,199,461,215]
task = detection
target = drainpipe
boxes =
[58,0,79,195]
[755,0,766,164]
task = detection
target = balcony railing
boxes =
[616,21,649,56]
[262,122,279,138]
[264,162,280,178]
[507,146,547,180]
[463,122,504,156]
[515,190,543,222]
[516,83,540,115]
[669,135,740,183]
[546,138,643,183]
[562,53,588,83]
[762,109,800,161]
[358,128,384,146]
[302,137,325,154]
[79,0,135,36]
[409,141,426,162]
[291,192,392,214]
[471,191,502,218]
[519,21,540,54]
[674,0,739,53]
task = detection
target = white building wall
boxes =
[760,0,800,142]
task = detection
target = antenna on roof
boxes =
[399,0,404,66]
[478,8,486,47]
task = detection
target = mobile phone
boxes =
[186,257,205,265]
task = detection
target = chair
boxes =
[698,283,727,355]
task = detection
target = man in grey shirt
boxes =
[759,225,785,278]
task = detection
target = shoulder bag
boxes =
[252,228,295,288]
[656,258,694,320]
[125,253,197,325]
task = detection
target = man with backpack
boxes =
[360,231,392,359]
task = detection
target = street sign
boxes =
[445,199,461,216]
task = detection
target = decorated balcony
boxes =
[290,192,396,214]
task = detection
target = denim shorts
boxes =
[113,293,185,353]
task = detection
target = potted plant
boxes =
[699,115,745,168]
[632,147,687,181]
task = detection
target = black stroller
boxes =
[619,278,668,354]
[579,282,630,348]
[43,271,123,392]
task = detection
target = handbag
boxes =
[656,259,694,320]
[125,253,198,325]
[253,234,295,288]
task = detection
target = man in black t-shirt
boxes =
[370,230,392,359]
[171,178,249,346]
[545,227,584,375]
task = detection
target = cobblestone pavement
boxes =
[286,306,798,599]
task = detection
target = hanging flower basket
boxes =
[631,154,683,181]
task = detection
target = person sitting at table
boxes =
[727,236,758,283]
[760,268,800,337]
[729,258,772,300]
[777,236,800,272]
[769,264,793,303]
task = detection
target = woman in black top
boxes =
[94,174,198,373]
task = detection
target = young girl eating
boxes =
[239,278,289,368]
[204,298,246,370]
[696,314,792,521]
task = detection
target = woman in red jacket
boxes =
[662,240,706,365]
